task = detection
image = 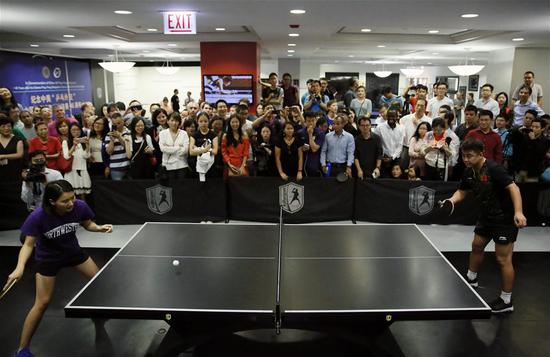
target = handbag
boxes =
[132,139,158,167]
[130,140,144,164]
[57,153,73,174]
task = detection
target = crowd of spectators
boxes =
[0,69,548,210]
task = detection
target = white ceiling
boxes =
[1,0,549,66]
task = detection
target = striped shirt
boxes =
[104,128,131,170]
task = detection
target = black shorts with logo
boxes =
[35,250,90,277]
[474,219,518,245]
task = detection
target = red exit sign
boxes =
[163,11,196,34]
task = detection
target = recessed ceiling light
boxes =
[461,13,478,18]
[287,54,294,57]
[512,37,524,41]
[168,43,177,47]
[348,55,355,58]
[147,28,158,32]
[377,45,386,48]
[288,49,295,53]
[288,43,296,47]
[428,30,439,34]
[63,34,75,38]
[427,62,432,65]
[114,10,132,15]
[289,33,300,37]
[30,44,39,47]
[143,50,150,53]
[432,52,439,55]
[361,28,372,32]
[290,9,306,14]
[215,27,226,31]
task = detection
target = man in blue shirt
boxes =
[303,80,329,114]
[320,115,355,177]
[513,85,545,127]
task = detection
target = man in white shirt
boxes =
[511,71,544,108]
[374,110,404,177]
[474,83,500,118]
[399,98,431,169]
[427,82,454,118]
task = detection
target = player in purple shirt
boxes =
[5,180,113,357]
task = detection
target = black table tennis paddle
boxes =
[438,199,455,216]
[336,172,349,183]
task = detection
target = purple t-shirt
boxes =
[21,199,94,262]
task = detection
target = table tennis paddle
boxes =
[438,199,455,216]
[0,278,17,301]
[336,171,349,183]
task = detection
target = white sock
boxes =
[467,270,477,280]
[500,291,512,304]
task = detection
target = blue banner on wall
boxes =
[0,51,92,116]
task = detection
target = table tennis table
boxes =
[65,222,490,355]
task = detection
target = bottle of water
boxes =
[325,162,332,177]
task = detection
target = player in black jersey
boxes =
[442,138,527,313]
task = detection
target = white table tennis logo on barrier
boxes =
[409,185,435,216]
[279,182,304,214]
[146,184,173,215]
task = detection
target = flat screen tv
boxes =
[203,74,254,105]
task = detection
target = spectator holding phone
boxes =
[62,123,91,198]
[104,113,132,180]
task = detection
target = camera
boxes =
[25,164,46,183]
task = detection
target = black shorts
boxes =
[35,250,90,277]
[474,222,518,245]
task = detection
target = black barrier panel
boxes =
[228,177,355,223]
[518,183,550,226]
[355,179,480,225]
[0,182,30,231]
[92,179,226,224]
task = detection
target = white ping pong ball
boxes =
[172,259,180,266]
